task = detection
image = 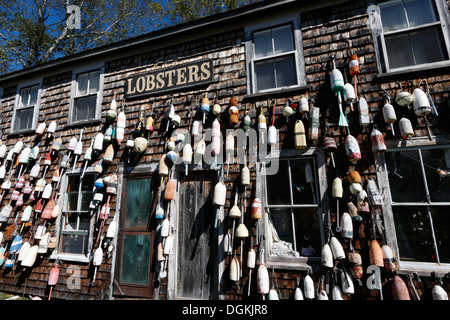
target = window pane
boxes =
[385,151,427,202]
[394,206,436,262]
[254,29,273,59]
[290,159,315,204]
[404,0,437,27]
[125,178,152,229]
[274,55,297,88]
[273,25,294,54]
[266,159,290,205]
[120,234,151,285]
[61,234,88,255]
[269,207,293,246]
[73,95,97,122]
[430,207,450,263]
[409,27,447,65]
[385,33,415,69]
[380,0,408,32]
[77,73,89,96]
[254,60,275,91]
[28,85,38,106]
[21,87,30,107]
[421,148,450,202]
[89,71,100,94]
[14,108,33,131]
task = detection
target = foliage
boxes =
[0,0,260,74]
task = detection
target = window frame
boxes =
[368,0,450,75]
[376,141,450,275]
[11,80,42,133]
[244,13,307,96]
[69,64,105,125]
[50,170,97,263]
[256,147,329,269]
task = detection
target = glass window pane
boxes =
[20,87,30,107]
[430,207,450,263]
[410,27,447,65]
[89,71,100,94]
[380,0,408,32]
[73,95,97,122]
[120,234,151,285]
[404,0,437,27]
[77,73,89,96]
[294,208,321,257]
[273,25,294,54]
[14,108,33,131]
[29,85,39,106]
[274,55,297,88]
[66,193,79,211]
[266,159,290,205]
[421,148,450,202]
[269,207,293,245]
[61,234,88,255]
[125,178,152,229]
[290,159,315,204]
[385,33,415,69]
[394,206,436,262]
[254,60,275,91]
[254,29,273,59]
[385,151,427,202]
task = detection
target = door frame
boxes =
[110,163,160,299]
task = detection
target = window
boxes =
[70,67,104,123]
[59,173,95,257]
[380,146,450,270]
[263,157,322,260]
[13,83,41,132]
[369,0,450,73]
[245,14,306,95]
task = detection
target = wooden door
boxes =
[176,171,218,299]
[114,174,156,298]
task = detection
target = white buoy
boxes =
[399,118,414,139]
[432,284,448,300]
[256,249,270,296]
[294,287,304,300]
[332,285,345,300]
[321,243,333,268]
[330,236,345,260]
[382,102,397,135]
[303,274,315,300]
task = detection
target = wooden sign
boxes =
[125,59,213,99]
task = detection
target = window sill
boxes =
[50,252,91,264]
[397,261,450,277]
[64,118,102,129]
[244,85,309,102]
[266,256,322,271]
[377,61,450,80]
[7,128,36,138]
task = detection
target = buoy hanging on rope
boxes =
[303,273,315,300]
[256,248,270,298]
[370,128,386,153]
[348,50,360,98]
[201,95,210,124]
[323,136,337,168]
[392,275,410,300]
[358,97,371,131]
[382,94,397,136]
[330,56,348,132]
[294,119,307,150]
[344,135,361,163]
[399,118,414,139]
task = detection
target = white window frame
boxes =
[245,13,307,96]
[368,0,450,75]
[69,64,105,125]
[11,80,42,133]
[50,169,97,263]
[256,148,329,270]
[376,139,450,275]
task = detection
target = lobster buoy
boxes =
[146,115,154,132]
[383,102,397,135]
[323,136,337,167]
[256,249,270,295]
[349,182,362,195]
[17,241,30,262]
[308,106,320,141]
[171,114,181,128]
[159,154,169,177]
[235,223,249,238]
[241,164,250,187]
[0,145,6,159]
[358,97,371,128]
[299,97,309,116]
[344,135,361,163]
[93,133,104,152]
[230,256,240,281]
[294,287,304,300]
[251,198,262,219]
[370,128,386,153]
[432,285,448,300]
[348,171,361,184]
[229,103,239,126]
[392,276,410,300]
[164,179,175,201]
[134,137,148,154]
[36,122,46,135]
[348,252,363,281]
[243,111,251,132]
[340,269,354,295]
[229,203,241,219]
[163,235,173,256]
[192,120,201,137]
[294,120,307,150]
[104,144,115,162]
[381,244,398,272]
[344,83,356,110]
[21,245,38,267]
[331,64,345,93]
[282,101,293,121]
[412,88,431,117]
[399,118,414,139]
[340,212,353,238]
[161,218,170,238]
[321,243,333,268]
[267,126,277,146]
[332,285,345,300]
[369,240,384,267]
[330,236,345,260]
[47,121,57,137]
[183,143,192,175]
[268,288,279,300]
[332,177,343,198]
[395,84,413,107]
[303,274,315,299]
[201,96,210,122]
[213,181,226,206]
[212,100,221,116]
